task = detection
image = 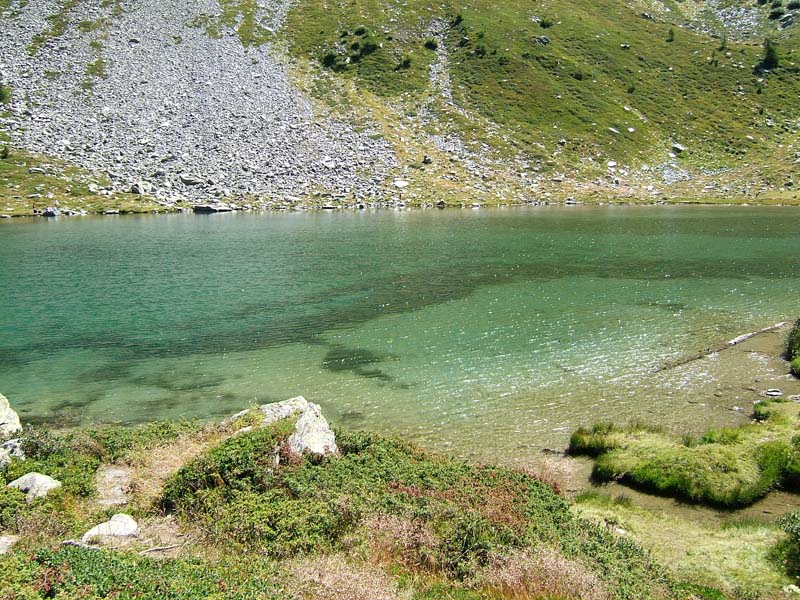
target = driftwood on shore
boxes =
[652,321,788,374]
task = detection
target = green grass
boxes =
[190,0,275,47]
[574,492,792,597]
[0,546,287,599]
[569,400,800,507]
[279,0,800,200]
[787,318,800,361]
[0,84,11,105]
[0,414,758,599]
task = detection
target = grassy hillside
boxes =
[283,0,800,202]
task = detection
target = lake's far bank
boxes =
[3,189,800,219]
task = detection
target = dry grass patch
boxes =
[362,513,438,570]
[285,554,404,600]
[127,430,227,507]
[475,548,612,600]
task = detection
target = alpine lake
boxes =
[2,205,799,465]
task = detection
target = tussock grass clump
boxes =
[569,401,800,507]
[474,548,612,600]
[773,512,800,576]
[787,319,800,376]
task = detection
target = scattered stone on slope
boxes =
[7,473,62,501]
[82,514,140,545]
[0,439,26,469]
[0,393,22,439]
[0,535,19,555]
[95,465,133,507]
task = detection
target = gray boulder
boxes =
[8,473,62,501]
[0,393,22,439]
[0,439,26,469]
[288,402,338,456]
[130,181,153,195]
[82,514,139,544]
[180,174,205,186]
[192,203,233,213]
[258,396,338,456]
[259,396,310,425]
[0,535,19,555]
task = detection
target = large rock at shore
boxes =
[82,514,139,544]
[259,396,311,425]
[8,472,61,501]
[241,396,338,457]
[288,402,338,456]
[0,393,22,439]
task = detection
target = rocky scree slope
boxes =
[0,0,395,206]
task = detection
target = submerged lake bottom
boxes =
[1,206,799,464]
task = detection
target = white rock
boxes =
[8,473,61,501]
[0,439,25,469]
[0,393,22,439]
[82,514,139,544]
[288,402,338,456]
[259,396,310,425]
[0,535,19,555]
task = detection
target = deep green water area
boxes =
[1,207,799,461]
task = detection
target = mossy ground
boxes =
[569,397,800,507]
[573,492,792,598]
[567,321,800,516]
[0,412,748,600]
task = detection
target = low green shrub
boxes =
[787,319,800,361]
[0,546,285,599]
[82,419,203,462]
[6,426,100,496]
[162,425,671,597]
[792,357,800,377]
[0,486,26,530]
[773,511,800,576]
[788,320,800,357]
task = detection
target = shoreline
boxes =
[3,196,800,220]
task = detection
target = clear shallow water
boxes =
[1,207,798,461]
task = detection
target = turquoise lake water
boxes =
[1,207,798,461]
